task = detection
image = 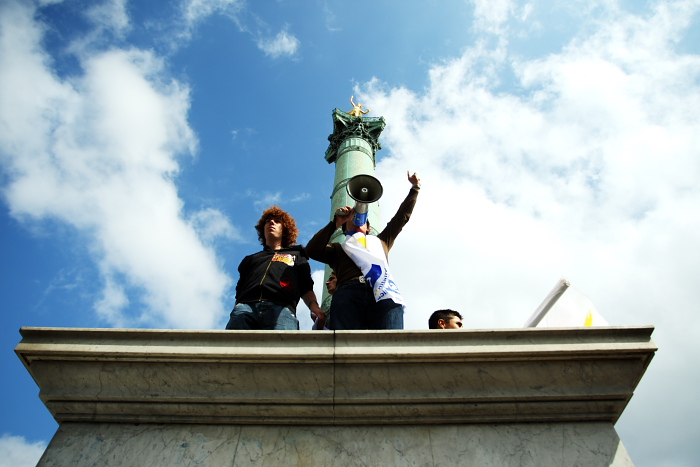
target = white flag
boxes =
[525,278,609,328]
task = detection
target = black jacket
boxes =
[235,245,314,311]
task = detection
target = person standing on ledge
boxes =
[428,309,464,329]
[226,206,325,330]
[306,171,421,330]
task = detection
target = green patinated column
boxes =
[325,108,386,239]
[320,108,386,313]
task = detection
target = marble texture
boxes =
[38,422,633,467]
[15,326,655,466]
[15,327,656,425]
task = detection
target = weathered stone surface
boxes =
[16,326,655,466]
[37,422,632,467]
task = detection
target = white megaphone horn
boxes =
[346,174,383,227]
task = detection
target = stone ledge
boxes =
[16,326,655,426]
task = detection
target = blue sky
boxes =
[1,0,699,465]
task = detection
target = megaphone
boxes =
[346,174,383,227]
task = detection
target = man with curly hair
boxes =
[226,206,325,330]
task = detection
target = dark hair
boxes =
[255,206,298,247]
[428,309,463,329]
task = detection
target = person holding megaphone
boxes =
[306,171,421,330]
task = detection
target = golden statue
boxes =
[347,96,370,117]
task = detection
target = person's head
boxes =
[325,271,338,295]
[428,309,464,329]
[255,206,298,248]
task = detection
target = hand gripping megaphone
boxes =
[346,174,383,227]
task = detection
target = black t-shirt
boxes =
[235,245,313,311]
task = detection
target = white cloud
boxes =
[178,0,298,60]
[189,207,243,245]
[85,0,131,37]
[0,0,232,329]
[471,0,515,34]
[0,434,47,467]
[361,1,700,463]
[182,0,243,30]
[245,190,310,213]
[289,193,311,203]
[95,274,130,327]
[367,2,700,329]
[257,28,300,58]
[250,190,282,210]
[323,3,341,32]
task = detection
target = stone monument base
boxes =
[42,421,631,466]
[16,327,655,466]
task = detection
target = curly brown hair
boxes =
[255,205,299,247]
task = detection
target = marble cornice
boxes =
[15,326,656,426]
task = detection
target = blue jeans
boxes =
[330,281,404,330]
[225,301,299,330]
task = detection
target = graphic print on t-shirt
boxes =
[272,253,295,266]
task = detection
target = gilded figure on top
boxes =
[348,96,370,118]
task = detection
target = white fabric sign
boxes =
[341,232,404,305]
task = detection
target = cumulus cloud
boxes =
[471,0,515,34]
[364,1,700,330]
[85,0,131,37]
[0,434,47,467]
[257,28,300,58]
[0,0,232,329]
[189,207,243,245]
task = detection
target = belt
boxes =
[338,275,367,288]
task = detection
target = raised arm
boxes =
[378,171,421,250]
